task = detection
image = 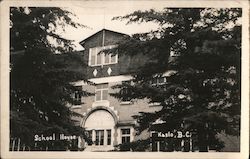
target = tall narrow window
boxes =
[107,129,111,145]
[95,130,104,145]
[96,49,102,65]
[121,128,131,144]
[110,54,117,63]
[95,130,99,145]
[120,81,133,102]
[104,54,109,64]
[95,83,108,101]
[90,48,95,66]
[100,130,104,145]
[87,130,93,144]
[72,86,82,105]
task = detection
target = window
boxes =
[120,81,133,103]
[89,45,118,66]
[87,130,93,145]
[90,129,112,146]
[95,130,104,145]
[121,128,131,144]
[107,129,111,145]
[72,86,82,105]
[151,77,167,85]
[95,83,108,101]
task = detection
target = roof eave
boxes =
[79,28,129,46]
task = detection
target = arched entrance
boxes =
[83,107,117,151]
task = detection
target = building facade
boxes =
[70,29,240,152]
[70,29,162,152]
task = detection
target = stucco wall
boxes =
[71,81,162,125]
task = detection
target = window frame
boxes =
[120,81,134,104]
[88,129,112,146]
[72,86,82,105]
[89,45,118,66]
[106,129,112,145]
[87,130,93,145]
[95,83,109,102]
[95,130,104,146]
[121,128,131,144]
[151,76,167,86]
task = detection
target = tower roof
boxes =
[79,29,128,45]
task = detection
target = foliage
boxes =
[10,7,88,150]
[112,8,241,152]
[114,139,151,152]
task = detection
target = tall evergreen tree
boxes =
[111,8,241,151]
[10,7,88,150]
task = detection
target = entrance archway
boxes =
[83,107,117,151]
[85,109,115,129]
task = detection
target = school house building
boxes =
[70,29,239,152]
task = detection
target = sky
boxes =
[54,1,243,51]
[58,1,166,50]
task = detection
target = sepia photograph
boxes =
[0,0,249,159]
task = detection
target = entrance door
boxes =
[84,109,115,151]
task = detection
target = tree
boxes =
[111,8,241,152]
[10,7,89,150]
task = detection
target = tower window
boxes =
[89,45,118,66]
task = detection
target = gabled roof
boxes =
[79,29,129,45]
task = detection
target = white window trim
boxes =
[95,130,104,146]
[86,129,114,147]
[121,128,131,143]
[95,84,109,102]
[89,45,118,67]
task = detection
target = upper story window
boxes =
[151,76,167,85]
[89,45,118,66]
[120,81,133,103]
[72,86,82,105]
[95,83,108,101]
